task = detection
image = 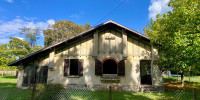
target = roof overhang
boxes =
[8,20,150,66]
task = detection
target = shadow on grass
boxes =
[0,75,17,79]
[0,82,16,88]
[112,90,152,100]
[36,89,154,100]
[164,77,200,90]
[163,77,177,83]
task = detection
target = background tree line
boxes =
[0,20,92,71]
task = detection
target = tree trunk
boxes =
[16,71,18,78]
[2,70,4,76]
[181,72,184,86]
[177,73,178,81]
[189,72,190,82]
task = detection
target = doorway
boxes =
[140,60,152,85]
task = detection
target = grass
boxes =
[0,76,17,88]
[0,75,200,100]
[163,76,200,90]
[0,75,32,100]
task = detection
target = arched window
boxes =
[102,57,118,74]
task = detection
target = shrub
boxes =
[35,83,64,100]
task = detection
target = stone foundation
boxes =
[64,84,163,92]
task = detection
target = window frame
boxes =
[69,59,79,76]
[64,59,83,77]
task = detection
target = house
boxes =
[8,20,163,91]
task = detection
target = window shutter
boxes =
[118,60,125,76]
[95,59,102,76]
[78,59,83,76]
[64,59,70,76]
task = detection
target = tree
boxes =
[43,20,92,47]
[20,27,40,47]
[0,37,42,71]
[84,23,92,30]
[0,44,9,70]
[144,0,200,85]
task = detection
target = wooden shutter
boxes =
[78,59,84,76]
[118,60,125,76]
[95,59,102,76]
[64,59,70,76]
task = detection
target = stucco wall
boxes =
[47,29,163,87]
[16,70,23,88]
[17,28,163,90]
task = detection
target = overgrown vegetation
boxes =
[144,0,200,85]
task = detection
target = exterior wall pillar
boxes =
[151,45,154,86]
[122,29,127,59]
[49,48,55,70]
[93,30,98,58]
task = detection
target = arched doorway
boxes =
[102,57,118,74]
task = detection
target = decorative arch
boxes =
[102,57,118,64]
[102,57,118,74]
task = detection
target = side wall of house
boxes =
[17,27,163,90]
[47,28,163,90]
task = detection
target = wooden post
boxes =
[31,66,37,100]
[193,88,196,100]
[109,86,112,100]
[31,84,36,100]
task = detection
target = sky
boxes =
[0,0,171,47]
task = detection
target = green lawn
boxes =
[0,75,199,100]
[0,76,17,88]
[0,76,32,100]
[163,76,200,83]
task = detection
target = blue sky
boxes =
[0,0,171,47]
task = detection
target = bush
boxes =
[35,83,64,100]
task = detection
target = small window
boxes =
[70,59,79,75]
[64,59,83,76]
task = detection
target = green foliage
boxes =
[20,27,40,47]
[144,0,200,73]
[43,20,92,47]
[35,83,64,99]
[0,37,42,70]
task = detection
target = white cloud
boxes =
[15,36,24,40]
[70,11,84,20]
[148,0,172,20]
[47,19,55,25]
[0,39,9,44]
[0,17,55,44]
[5,0,13,3]
[70,14,81,19]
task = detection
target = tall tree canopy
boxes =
[20,27,40,47]
[43,20,92,46]
[144,0,200,84]
[0,37,41,70]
